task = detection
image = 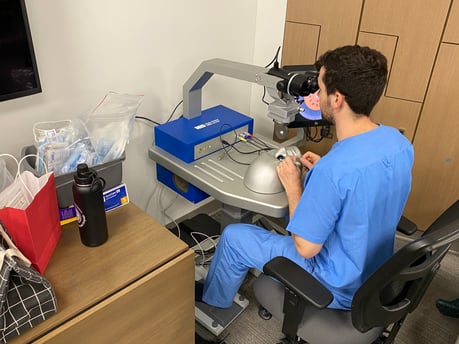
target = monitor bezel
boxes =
[0,0,42,102]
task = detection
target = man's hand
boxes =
[276,156,302,193]
[300,151,321,170]
[276,156,303,218]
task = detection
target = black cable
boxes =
[304,126,327,143]
[135,99,183,126]
[262,46,282,105]
[246,139,268,150]
[164,99,184,123]
[220,140,251,166]
[261,87,270,105]
[264,46,281,68]
[135,116,160,126]
[219,123,238,144]
[219,124,273,151]
[216,124,269,165]
[249,134,271,149]
[222,140,271,155]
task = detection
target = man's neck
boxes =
[335,113,378,141]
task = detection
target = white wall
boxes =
[0,0,287,224]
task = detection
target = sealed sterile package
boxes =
[58,137,95,175]
[33,120,78,175]
[83,92,143,164]
[33,120,75,145]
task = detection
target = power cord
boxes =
[303,125,332,143]
[158,184,179,226]
[261,46,282,105]
[190,232,220,266]
[218,124,274,165]
[135,115,160,126]
[135,98,184,128]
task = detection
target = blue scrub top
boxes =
[287,125,414,309]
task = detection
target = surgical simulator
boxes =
[149,58,323,336]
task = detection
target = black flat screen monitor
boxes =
[282,64,330,128]
[0,0,41,102]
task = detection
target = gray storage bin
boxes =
[21,145,125,208]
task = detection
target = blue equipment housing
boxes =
[154,105,254,202]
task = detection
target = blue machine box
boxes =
[156,164,209,203]
[154,105,254,163]
[154,105,254,203]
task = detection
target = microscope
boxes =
[150,58,319,204]
[181,58,319,139]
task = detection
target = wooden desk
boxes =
[10,203,195,343]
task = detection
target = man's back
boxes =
[287,125,414,309]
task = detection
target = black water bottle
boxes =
[72,163,108,247]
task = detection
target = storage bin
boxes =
[21,145,125,208]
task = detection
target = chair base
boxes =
[258,305,272,320]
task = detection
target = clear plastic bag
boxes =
[83,92,143,164]
[31,92,143,176]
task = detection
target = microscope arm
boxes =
[182,58,300,127]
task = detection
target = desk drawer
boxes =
[34,250,194,343]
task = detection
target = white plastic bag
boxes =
[0,159,13,194]
[0,154,49,209]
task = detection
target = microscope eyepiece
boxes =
[275,71,319,97]
[268,66,319,97]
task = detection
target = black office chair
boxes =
[253,200,459,344]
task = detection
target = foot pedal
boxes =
[195,293,249,336]
[194,265,249,336]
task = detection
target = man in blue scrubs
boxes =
[201,45,414,310]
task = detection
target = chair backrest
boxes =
[351,200,459,333]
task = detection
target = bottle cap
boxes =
[74,163,96,185]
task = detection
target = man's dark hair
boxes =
[315,45,388,116]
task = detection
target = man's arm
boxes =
[276,155,323,259]
[276,156,303,218]
[292,234,323,258]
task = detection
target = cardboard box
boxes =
[59,183,129,225]
[103,183,129,212]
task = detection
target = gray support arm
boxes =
[182,58,299,125]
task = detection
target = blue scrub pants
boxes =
[202,223,313,308]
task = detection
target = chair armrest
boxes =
[263,256,333,308]
[397,216,418,236]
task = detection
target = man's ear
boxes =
[331,91,345,110]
